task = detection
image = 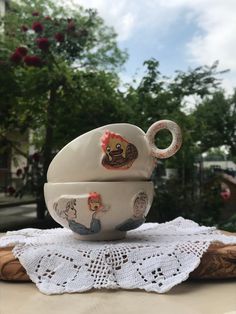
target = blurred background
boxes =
[0,0,236,232]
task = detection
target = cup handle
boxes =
[145,120,182,159]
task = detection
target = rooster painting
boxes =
[101,130,138,169]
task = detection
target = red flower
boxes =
[220,190,231,201]
[16,168,23,176]
[55,32,65,42]
[32,12,40,16]
[16,46,28,57]
[24,55,42,67]
[10,51,22,64]
[21,25,28,32]
[44,16,51,20]
[67,21,75,31]
[32,22,44,33]
[7,186,16,195]
[32,152,40,162]
[37,38,50,51]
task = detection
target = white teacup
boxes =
[47,120,182,182]
[44,181,154,240]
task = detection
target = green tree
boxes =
[124,59,225,223]
[125,59,222,170]
[0,0,127,218]
[193,90,236,155]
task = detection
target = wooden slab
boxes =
[190,242,236,279]
[0,234,236,281]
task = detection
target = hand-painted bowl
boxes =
[44,181,154,240]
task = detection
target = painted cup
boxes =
[47,120,182,182]
[45,120,182,240]
[44,181,154,240]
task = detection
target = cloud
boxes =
[71,0,137,41]
[161,0,236,91]
[185,1,236,70]
[72,0,182,42]
[71,0,236,91]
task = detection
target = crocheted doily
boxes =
[1,217,236,295]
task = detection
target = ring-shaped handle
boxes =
[145,120,182,159]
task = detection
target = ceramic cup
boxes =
[45,120,182,240]
[47,120,182,182]
[44,181,154,240]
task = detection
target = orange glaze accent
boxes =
[88,192,103,211]
[101,130,129,152]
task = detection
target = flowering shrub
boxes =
[32,21,44,33]
[24,55,42,67]
[8,10,92,69]
[16,47,28,56]
[2,0,126,74]
[10,51,22,64]
[6,186,16,196]
[36,38,50,51]
[0,0,127,218]
[54,32,64,43]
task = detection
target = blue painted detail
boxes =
[115,217,145,232]
[68,214,101,235]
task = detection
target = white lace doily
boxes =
[1,217,236,295]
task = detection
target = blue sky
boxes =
[73,0,236,92]
[118,10,198,76]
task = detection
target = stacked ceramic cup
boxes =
[44,120,182,240]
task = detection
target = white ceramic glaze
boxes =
[45,120,182,240]
[44,181,154,240]
[47,121,182,182]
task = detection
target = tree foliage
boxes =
[1,0,236,229]
[193,90,236,155]
[0,0,127,217]
[123,59,235,229]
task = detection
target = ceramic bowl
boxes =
[44,181,154,240]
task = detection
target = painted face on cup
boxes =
[65,206,77,219]
[53,198,77,220]
[133,192,149,218]
[101,130,138,170]
[88,192,104,212]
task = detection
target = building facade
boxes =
[0,0,6,16]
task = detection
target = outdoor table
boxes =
[0,279,236,314]
[0,232,236,314]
